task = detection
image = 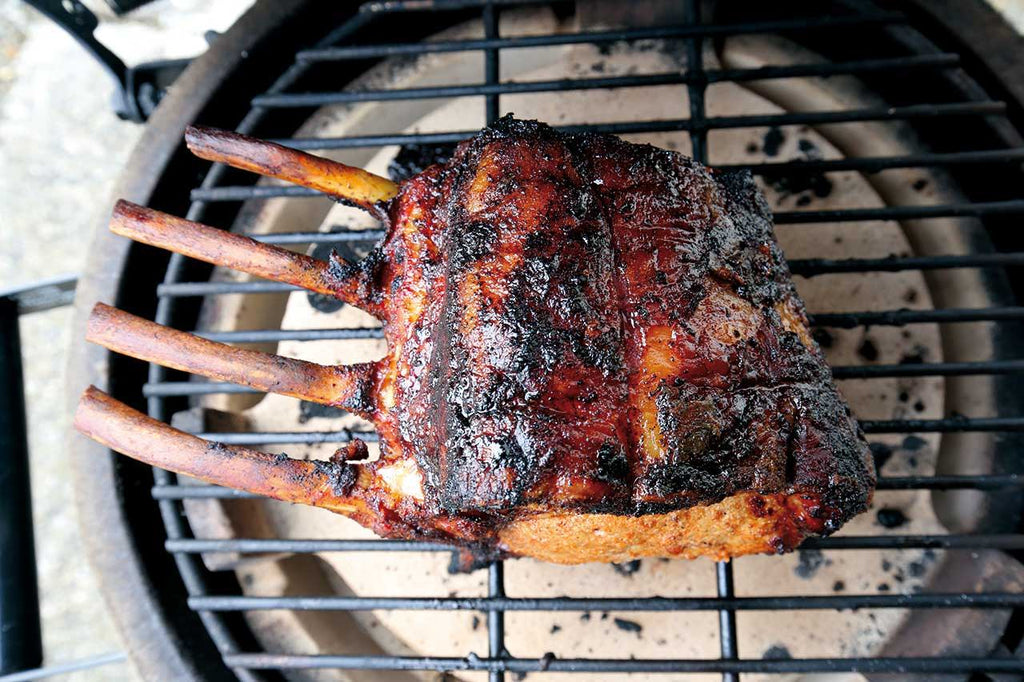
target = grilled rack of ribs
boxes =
[75,116,874,564]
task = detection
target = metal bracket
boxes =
[0,274,78,315]
[23,0,192,122]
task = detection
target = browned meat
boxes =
[75,116,874,564]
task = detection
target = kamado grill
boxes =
[38,0,1024,678]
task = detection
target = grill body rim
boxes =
[65,0,1024,679]
[66,1,321,679]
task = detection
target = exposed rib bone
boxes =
[185,126,399,210]
[111,200,381,313]
[75,386,365,514]
[87,303,376,417]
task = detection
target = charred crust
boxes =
[339,377,376,417]
[327,247,386,308]
[205,441,231,456]
[383,115,872,539]
[595,441,630,484]
[313,458,358,498]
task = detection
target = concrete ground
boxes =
[0,1,250,679]
[1,0,1023,680]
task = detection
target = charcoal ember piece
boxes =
[75,116,874,564]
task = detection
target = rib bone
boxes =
[185,126,399,210]
[87,303,376,417]
[75,386,366,514]
[111,200,381,313]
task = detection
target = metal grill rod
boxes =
[187,593,1024,612]
[197,328,381,343]
[876,474,1024,490]
[158,281,299,296]
[831,359,1024,379]
[791,253,1024,275]
[220,653,1024,674]
[163,534,1024,554]
[251,55,959,108]
[296,12,907,62]
[273,101,1007,150]
[809,306,1024,327]
[774,199,1024,223]
[720,147,1024,173]
[197,431,379,445]
[862,416,1024,433]
[251,230,386,244]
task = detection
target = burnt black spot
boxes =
[580,612,591,622]
[878,582,891,592]
[797,139,819,156]
[904,288,919,304]
[877,508,907,528]
[811,328,833,349]
[912,178,929,192]
[857,338,879,362]
[746,142,759,155]
[882,559,893,571]
[550,624,562,634]
[307,291,344,314]
[298,400,347,424]
[450,221,498,270]
[308,235,376,313]
[902,435,927,451]
[762,127,785,157]
[472,615,481,630]
[811,177,833,198]
[869,442,893,470]
[908,560,927,578]
[312,459,357,497]
[833,580,845,592]
[913,400,925,412]
[205,441,231,456]
[612,559,642,577]
[795,549,828,578]
[595,441,630,483]
[591,61,606,73]
[613,618,643,635]
[762,645,792,660]
[763,172,832,203]
[898,391,909,403]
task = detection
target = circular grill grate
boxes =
[89,0,1024,679]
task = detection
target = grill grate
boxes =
[127,0,1024,678]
